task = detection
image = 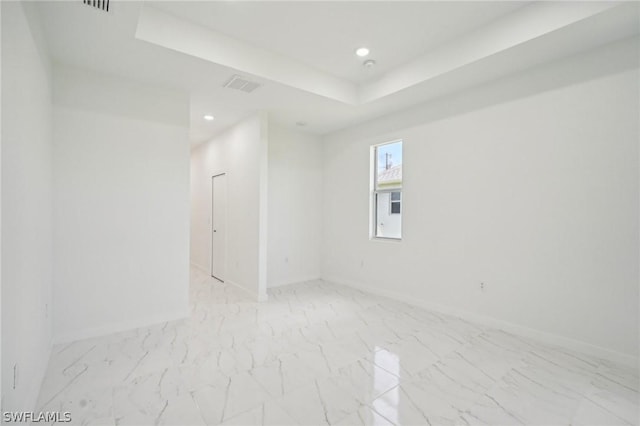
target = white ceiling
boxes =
[35,1,639,146]
[151,1,527,84]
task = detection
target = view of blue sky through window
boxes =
[377,141,402,173]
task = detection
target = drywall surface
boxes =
[322,58,639,361]
[190,113,268,300]
[1,2,53,413]
[52,66,190,342]
[267,123,323,287]
[1,0,3,409]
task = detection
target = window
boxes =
[390,191,401,214]
[372,141,402,239]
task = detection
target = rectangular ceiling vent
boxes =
[223,75,261,94]
[83,0,110,13]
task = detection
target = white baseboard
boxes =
[268,275,321,288]
[190,261,209,274]
[225,279,269,302]
[191,261,268,303]
[323,275,638,368]
[52,309,190,345]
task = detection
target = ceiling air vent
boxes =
[83,0,110,12]
[223,75,261,94]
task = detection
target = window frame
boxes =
[389,191,401,215]
[370,140,403,241]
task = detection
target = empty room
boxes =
[1,1,639,425]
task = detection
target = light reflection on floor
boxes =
[373,347,400,425]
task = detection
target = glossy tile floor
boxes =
[37,268,639,425]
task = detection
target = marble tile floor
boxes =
[36,267,639,426]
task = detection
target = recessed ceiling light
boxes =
[363,59,376,68]
[355,47,370,57]
[203,115,215,121]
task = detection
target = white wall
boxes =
[190,113,269,300]
[267,123,322,287]
[1,0,3,409]
[1,2,53,413]
[52,66,191,343]
[322,41,639,364]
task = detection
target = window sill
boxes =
[370,236,402,243]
